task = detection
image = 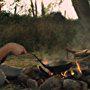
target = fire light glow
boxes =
[42,59,49,65]
[61,71,68,77]
[61,68,75,78]
[76,61,82,74]
[61,61,82,78]
[70,68,75,76]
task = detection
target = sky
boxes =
[1,0,78,19]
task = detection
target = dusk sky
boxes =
[1,0,78,19]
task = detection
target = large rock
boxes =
[81,75,90,88]
[39,76,63,90]
[0,69,6,86]
[63,79,88,90]
[0,64,22,77]
[79,81,88,90]
[85,75,90,87]
[40,77,88,90]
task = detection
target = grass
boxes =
[5,55,38,68]
[4,51,50,68]
[4,50,67,68]
[0,54,39,90]
[0,51,75,90]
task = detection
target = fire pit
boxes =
[29,54,83,79]
[22,60,89,90]
[22,53,90,90]
[0,52,89,90]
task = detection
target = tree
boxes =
[72,0,90,31]
[35,0,37,16]
[30,0,35,17]
[0,0,4,13]
[14,0,21,15]
[41,1,45,16]
[71,0,90,49]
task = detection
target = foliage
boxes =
[0,11,88,53]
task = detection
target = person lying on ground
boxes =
[0,43,27,64]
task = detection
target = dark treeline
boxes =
[0,11,89,52]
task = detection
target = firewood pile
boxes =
[0,43,89,90]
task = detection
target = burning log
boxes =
[30,54,86,80]
[17,53,90,87]
[66,48,90,58]
[39,62,74,75]
[31,53,74,75]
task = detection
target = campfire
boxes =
[37,59,82,80]
[61,61,82,79]
[0,47,89,90]
[22,52,89,90]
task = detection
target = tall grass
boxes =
[0,11,89,53]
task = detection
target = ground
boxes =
[0,52,57,90]
[0,52,73,90]
[0,53,39,90]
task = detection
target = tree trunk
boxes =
[35,0,38,17]
[72,0,90,30]
[71,0,90,49]
[30,0,35,17]
[41,1,45,16]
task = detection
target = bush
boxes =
[0,11,78,52]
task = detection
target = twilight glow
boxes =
[1,0,78,19]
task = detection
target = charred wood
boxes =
[66,48,90,58]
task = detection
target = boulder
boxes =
[81,75,90,88]
[0,69,6,86]
[39,76,63,90]
[79,81,88,90]
[63,79,88,90]
[0,64,22,77]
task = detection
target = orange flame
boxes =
[42,59,49,65]
[76,61,82,74]
[61,61,82,78]
[70,68,74,75]
[61,71,68,77]
[61,68,75,78]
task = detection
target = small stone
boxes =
[27,79,38,89]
